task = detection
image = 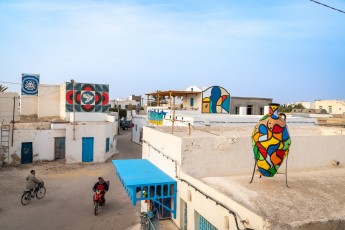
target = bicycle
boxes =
[21,182,46,205]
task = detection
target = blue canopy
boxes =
[112,159,177,218]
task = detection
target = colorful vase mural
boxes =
[202,86,230,114]
[251,103,291,177]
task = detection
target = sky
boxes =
[0,0,344,104]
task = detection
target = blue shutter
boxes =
[190,98,194,107]
[106,137,110,153]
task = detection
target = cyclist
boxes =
[26,170,43,195]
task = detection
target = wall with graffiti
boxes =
[148,110,166,125]
[65,83,109,113]
[202,86,230,113]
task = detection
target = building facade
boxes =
[138,122,345,229]
[313,99,345,115]
[230,96,272,115]
[0,82,118,165]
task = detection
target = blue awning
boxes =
[112,159,177,218]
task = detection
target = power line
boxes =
[0,81,21,85]
[309,0,345,14]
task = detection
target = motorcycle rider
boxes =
[26,170,43,195]
[93,177,109,205]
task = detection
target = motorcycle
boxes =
[93,189,105,215]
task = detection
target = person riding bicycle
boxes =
[26,170,43,193]
[93,177,109,205]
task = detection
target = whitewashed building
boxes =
[290,99,345,115]
[0,81,118,165]
[128,122,345,229]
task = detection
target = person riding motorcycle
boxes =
[26,170,44,194]
[93,177,109,205]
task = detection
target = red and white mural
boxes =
[66,83,109,113]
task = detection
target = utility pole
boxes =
[11,96,16,146]
[117,99,120,135]
[71,79,76,140]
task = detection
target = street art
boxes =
[148,110,166,125]
[202,86,230,113]
[65,83,109,113]
[22,74,39,96]
[251,103,291,178]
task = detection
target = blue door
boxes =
[21,142,33,164]
[190,98,194,107]
[82,137,94,162]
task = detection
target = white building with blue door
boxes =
[1,81,119,165]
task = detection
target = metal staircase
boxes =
[1,124,10,166]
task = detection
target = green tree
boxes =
[279,103,305,113]
[293,103,305,110]
[0,84,8,92]
[119,109,127,120]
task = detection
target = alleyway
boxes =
[0,130,142,230]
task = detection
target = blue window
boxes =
[106,137,110,153]
[190,98,194,107]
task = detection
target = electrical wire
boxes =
[0,81,21,85]
[309,0,345,14]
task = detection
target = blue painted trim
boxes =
[112,159,177,218]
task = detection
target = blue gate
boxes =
[21,142,33,164]
[82,137,94,162]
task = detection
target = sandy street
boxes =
[0,130,142,230]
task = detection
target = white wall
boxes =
[314,100,345,114]
[8,120,117,164]
[142,125,345,178]
[0,92,20,124]
[60,84,67,120]
[69,112,109,122]
[239,106,247,115]
[185,86,202,92]
[142,125,345,230]
[10,129,66,163]
[38,84,61,118]
[65,122,117,163]
[182,94,202,110]
[132,116,147,143]
[20,95,38,116]
[142,127,182,163]
[175,172,266,230]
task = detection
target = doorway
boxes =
[82,137,94,162]
[21,142,33,164]
[54,137,66,159]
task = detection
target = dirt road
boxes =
[0,130,142,230]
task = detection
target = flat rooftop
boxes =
[201,165,345,229]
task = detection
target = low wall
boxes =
[143,126,345,178]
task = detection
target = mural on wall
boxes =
[65,83,109,113]
[22,74,40,96]
[202,86,230,113]
[148,110,166,125]
[251,103,291,179]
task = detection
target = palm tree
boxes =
[0,84,8,92]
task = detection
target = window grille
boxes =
[183,203,188,230]
[198,215,218,230]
